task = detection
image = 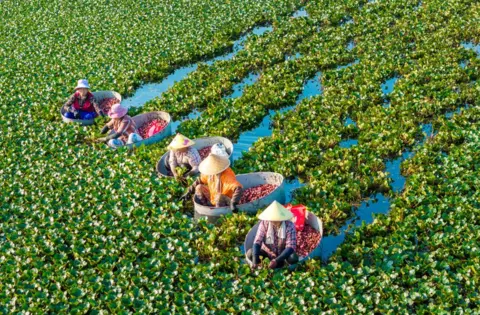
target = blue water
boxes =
[170,110,202,133]
[336,59,359,70]
[385,151,414,193]
[122,25,273,108]
[339,139,358,149]
[462,42,480,56]
[284,177,307,203]
[344,117,357,127]
[224,73,260,99]
[233,72,323,161]
[445,104,469,119]
[347,41,355,51]
[421,123,433,139]
[320,193,390,260]
[292,7,308,18]
[122,64,198,108]
[285,52,303,61]
[382,77,399,95]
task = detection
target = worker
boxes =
[180,154,243,212]
[247,201,298,269]
[96,103,143,148]
[63,79,104,119]
[165,134,201,179]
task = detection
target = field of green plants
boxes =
[1,0,480,312]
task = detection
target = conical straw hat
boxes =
[168,133,195,150]
[258,201,293,221]
[198,154,230,175]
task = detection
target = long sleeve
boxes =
[230,186,243,205]
[63,93,76,110]
[186,148,201,173]
[252,243,261,265]
[168,151,178,171]
[253,221,267,246]
[285,222,297,252]
[88,94,103,115]
[275,247,294,264]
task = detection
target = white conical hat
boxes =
[258,201,293,221]
[198,154,230,175]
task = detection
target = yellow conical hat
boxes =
[258,201,293,221]
[198,154,230,175]
[168,133,195,150]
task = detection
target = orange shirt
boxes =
[200,168,242,206]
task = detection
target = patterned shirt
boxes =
[168,147,201,170]
[254,220,297,259]
[105,115,138,142]
[64,92,102,114]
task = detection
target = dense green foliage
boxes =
[1,0,480,313]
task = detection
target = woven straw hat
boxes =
[258,201,293,221]
[168,134,195,150]
[199,154,230,175]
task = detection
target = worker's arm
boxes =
[184,149,201,177]
[251,222,267,266]
[274,223,297,264]
[230,186,243,211]
[63,94,76,111]
[89,94,104,116]
[168,151,179,177]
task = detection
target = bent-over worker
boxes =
[63,79,104,119]
[247,201,298,269]
[165,134,201,179]
[180,154,243,212]
[96,103,142,148]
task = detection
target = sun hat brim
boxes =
[198,154,230,175]
[258,201,293,221]
[108,107,128,118]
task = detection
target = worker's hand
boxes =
[96,137,108,143]
[179,192,190,202]
[268,259,278,269]
[72,109,80,119]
